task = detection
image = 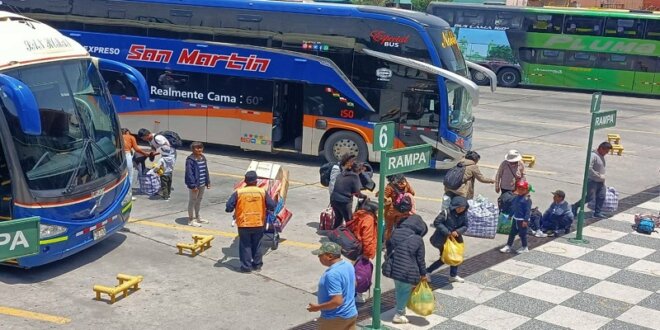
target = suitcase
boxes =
[319,206,334,231]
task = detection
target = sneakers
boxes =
[499,245,512,253]
[593,212,607,219]
[197,218,209,224]
[534,230,548,238]
[392,313,409,324]
[231,219,236,227]
[131,196,137,201]
[188,220,201,227]
[516,247,529,254]
[355,293,366,304]
[449,275,465,283]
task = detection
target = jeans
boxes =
[125,152,134,188]
[188,186,206,220]
[394,280,414,315]
[160,173,172,199]
[507,220,528,248]
[574,180,606,214]
[331,200,353,229]
[238,227,264,270]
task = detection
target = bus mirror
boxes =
[94,57,150,109]
[465,61,497,93]
[0,74,42,135]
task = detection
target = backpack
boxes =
[319,162,337,187]
[636,218,656,235]
[157,130,183,148]
[327,223,363,260]
[498,191,516,215]
[443,162,465,190]
[354,256,373,294]
[391,184,413,213]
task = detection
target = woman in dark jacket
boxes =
[427,195,469,283]
[382,214,428,324]
[330,163,366,229]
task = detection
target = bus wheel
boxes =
[323,131,368,163]
[471,69,490,86]
[497,68,520,88]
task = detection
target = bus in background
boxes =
[0,11,150,267]
[4,0,497,168]
[427,2,659,96]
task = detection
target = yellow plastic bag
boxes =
[441,236,464,266]
[407,279,435,316]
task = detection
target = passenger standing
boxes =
[122,128,149,199]
[382,214,428,324]
[328,154,354,197]
[495,150,526,195]
[138,128,177,200]
[225,171,276,273]
[383,174,415,242]
[331,162,366,229]
[307,242,358,330]
[500,181,532,254]
[427,195,469,283]
[572,142,612,218]
[184,142,210,227]
[445,151,495,199]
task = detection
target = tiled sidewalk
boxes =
[362,201,660,330]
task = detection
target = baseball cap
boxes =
[312,242,342,256]
[551,190,566,199]
[244,170,258,184]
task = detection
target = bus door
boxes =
[631,57,657,95]
[397,90,440,148]
[272,81,304,151]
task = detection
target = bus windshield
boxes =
[1,59,123,193]
[426,27,473,131]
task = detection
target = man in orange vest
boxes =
[226,171,277,273]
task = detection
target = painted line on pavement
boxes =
[128,218,320,249]
[0,306,71,325]
[480,163,557,175]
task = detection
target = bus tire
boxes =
[323,131,368,163]
[497,68,520,88]
[471,69,491,86]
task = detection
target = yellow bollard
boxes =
[177,234,214,256]
[521,154,536,168]
[93,274,143,304]
[607,133,621,144]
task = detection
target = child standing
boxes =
[150,153,175,201]
[500,180,532,254]
[185,142,210,227]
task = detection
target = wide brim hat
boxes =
[505,150,522,162]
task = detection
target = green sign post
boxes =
[0,217,40,262]
[366,125,431,330]
[570,93,616,244]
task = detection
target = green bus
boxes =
[427,3,660,96]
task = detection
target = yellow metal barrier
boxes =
[521,154,536,168]
[93,274,143,304]
[607,133,621,144]
[610,144,624,156]
[176,234,214,256]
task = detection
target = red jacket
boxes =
[349,210,377,259]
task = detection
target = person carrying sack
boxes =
[427,195,468,283]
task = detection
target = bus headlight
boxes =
[40,224,67,239]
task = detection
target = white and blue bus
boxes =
[0,11,149,267]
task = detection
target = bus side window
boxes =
[564,16,604,36]
[605,18,644,39]
[433,9,454,26]
[645,20,660,40]
[518,48,536,63]
[597,54,632,71]
[525,14,562,33]
[455,10,486,28]
[565,51,597,68]
[537,49,565,66]
[632,56,656,72]
[100,70,138,97]
[400,92,438,127]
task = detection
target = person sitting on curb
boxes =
[541,190,574,237]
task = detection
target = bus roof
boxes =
[128,0,449,28]
[427,2,660,19]
[0,11,87,70]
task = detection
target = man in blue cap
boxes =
[308,242,357,329]
[226,171,276,273]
